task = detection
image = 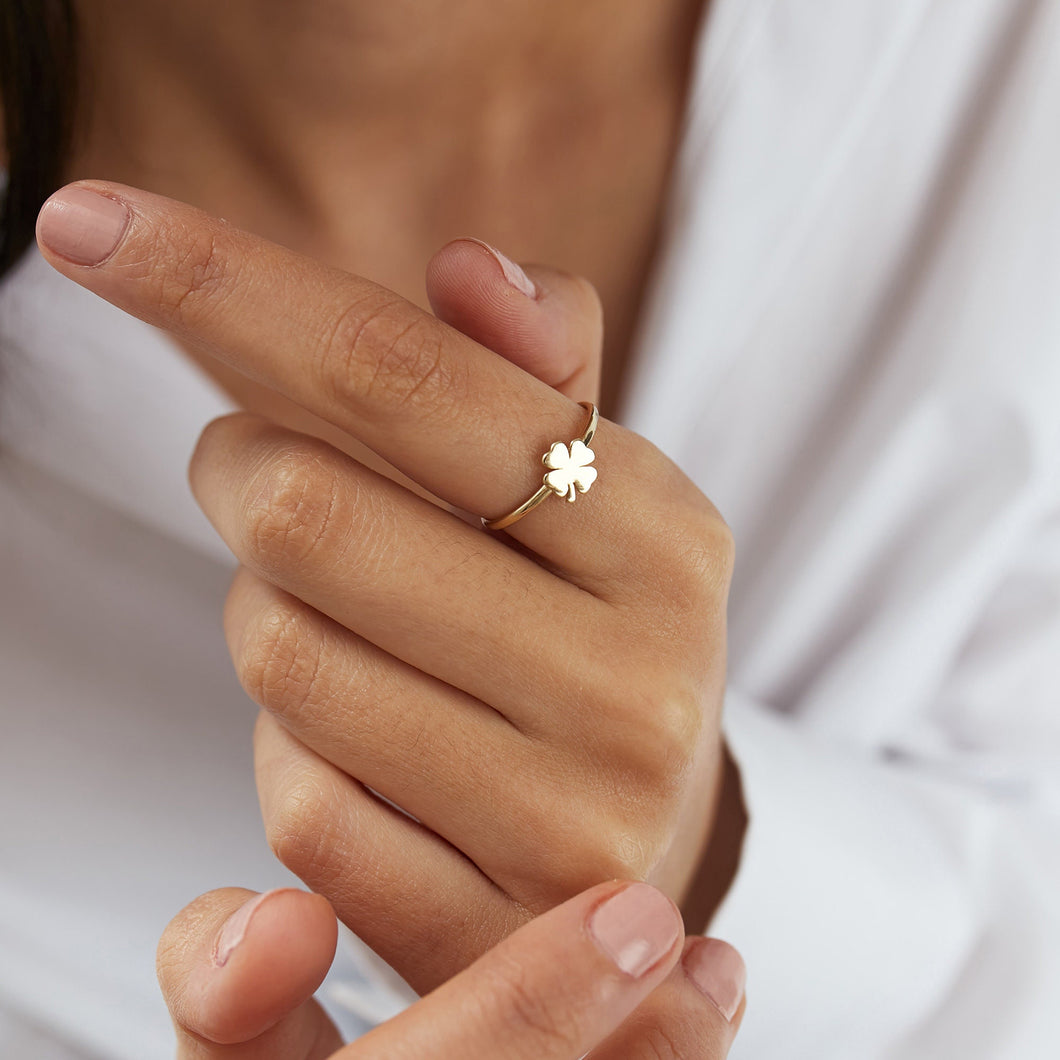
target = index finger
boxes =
[35,182,706,593]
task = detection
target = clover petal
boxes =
[542,439,597,501]
[543,442,571,470]
[569,440,595,465]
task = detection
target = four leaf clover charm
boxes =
[543,439,597,502]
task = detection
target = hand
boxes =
[158,882,746,1058]
[37,183,736,989]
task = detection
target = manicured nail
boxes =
[212,890,282,967]
[683,937,746,1022]
[467,238,538,299]
[36,186,131,266]
[588,883,682,978]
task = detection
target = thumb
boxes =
[158,887,342,1059]
[587,936,747,1059]
[346,881,687,1059]
[426,238,603,404]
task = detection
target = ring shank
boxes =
[480,401,599,532]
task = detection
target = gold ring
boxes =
[481,402,599,531]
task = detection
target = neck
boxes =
[71,0,705,253]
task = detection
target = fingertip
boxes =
[427,237,538,304]
[586,881,685,980]
[584,935,746,1058]
[187,888,337,1044]
[426,238,600,394]
[425,239,537,345]
[36,181,133,268]
[682,936,747,1026]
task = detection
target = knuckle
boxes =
[604,676,704,793]
[244,447,348,572]
[644,680,705,779]
[625,441,735,611]
[552,693,703,888]
[264,772,342,886]
[590,831,659,884]
[236,602,323,719]
[557,828,664,893]
[567,802,664,887]
[526,681,707,892]
[322,293,466,417]
[662,509,736,609]
[489,793,651,903]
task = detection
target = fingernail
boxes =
[212,890,280,967]
[588,883,682,978]
[467,238,538,299]
[36,186,131,266]
[683,937,747,1022]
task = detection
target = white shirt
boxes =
[2,1,1058,1057]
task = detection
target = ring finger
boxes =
[36,182,709,600]
[191,414,619,733]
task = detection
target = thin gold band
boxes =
[481,401,599,532]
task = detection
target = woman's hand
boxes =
[158,883,746,1059]
[37,182,736,990]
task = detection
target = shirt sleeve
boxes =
[711,502,1060,1060]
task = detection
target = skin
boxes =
[142,253,747,1057]
[157,883,745,1058]
[38,178,740,1052]
[39,0,749,1046]
[71,0,708,416]
[65,0,746,914]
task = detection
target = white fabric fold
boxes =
[0,248,237,565]
[1,1,1058,1056]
